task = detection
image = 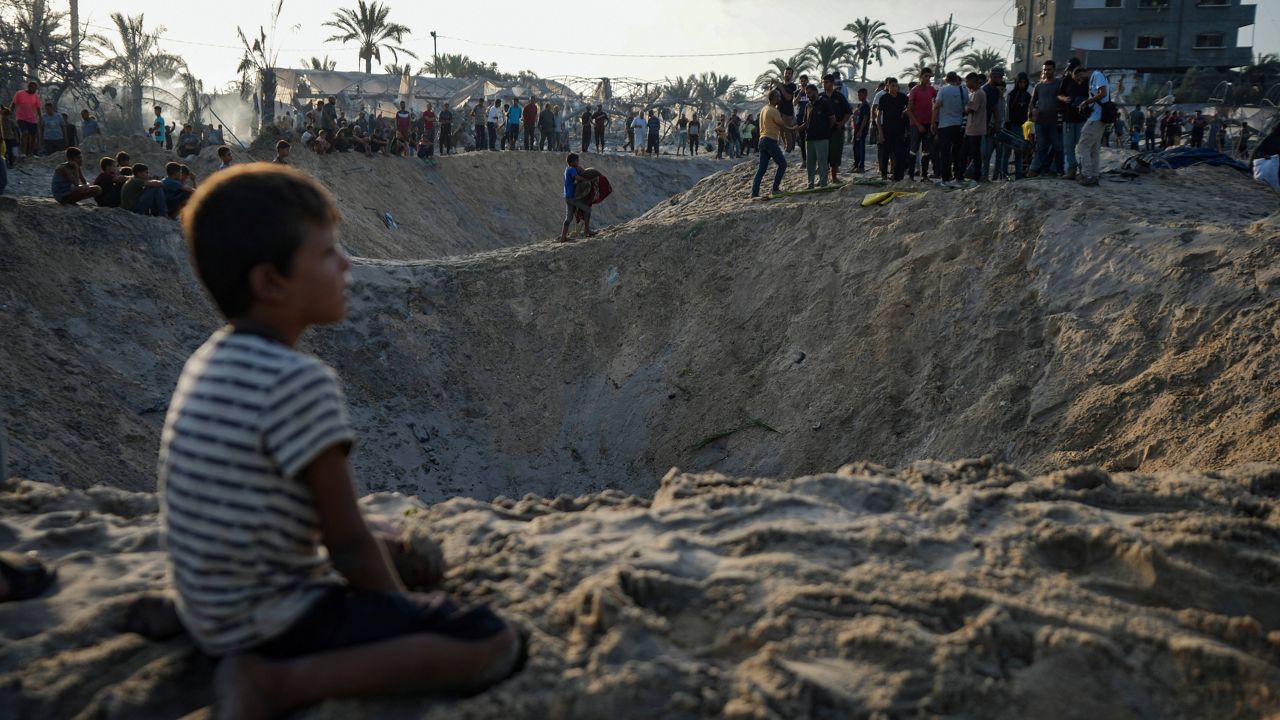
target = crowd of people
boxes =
[746,60,1277,199]
[275,95,585,160]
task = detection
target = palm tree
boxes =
[845,17,897,82]
[901,58,934,82]
[384,62,413,77]
[694,72,737,102]
[661,74,697,102]
[904,19,972,77]
[323,0,417,75]
[1242,53,1280,87]
[754,50,816,92]
[99,13,184,132]
[959,48,1008,75]
[806,35,855,77]
[302,55,338,71]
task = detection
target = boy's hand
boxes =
[303,444,404,592]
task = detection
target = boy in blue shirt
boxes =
[166,165,521,717]
[560,152,593,241]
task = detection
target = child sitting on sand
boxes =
[161,165,521,719]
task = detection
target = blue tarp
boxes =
[1123,147,1250,173]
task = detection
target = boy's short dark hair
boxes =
[276,140,290,150]
[165,161,181,177]
[182,165,341,319]
[116,152,130,165]
[65,147,82,161]
[566,152,579,165]
[100,157,115,171]
[217,146,231,158]
[132,163,149,175]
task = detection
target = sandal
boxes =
[0,551,56,602]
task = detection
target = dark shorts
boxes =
[828,136,844,166]
[17,120,38,135]
[253,587,507,660]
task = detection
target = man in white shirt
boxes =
[1074,66,1109,187]
[486,99,501,151]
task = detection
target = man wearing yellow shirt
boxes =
[751,89,796,198]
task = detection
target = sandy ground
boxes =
[2,141,1279,718]
[3,135,727,259]
[1,460,1279,718]
[2,151,1277,499]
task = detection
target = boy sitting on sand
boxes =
[162,165,522,719]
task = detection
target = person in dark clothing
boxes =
[800,84,834,188]
[591,106,609,153]
[794,74,811,160]
[851,88,871,173]
[777,67,798,152]
[646,110,661,155]
[822,74,852,184]
[876,78,909,181]
[438,104,454,155]
[1057,58,1087,179]
[1002,72,1032,180]
[580,107,593,152]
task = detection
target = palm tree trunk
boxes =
[261,68,277,131]
[70,0,80,72]
[27,0,46,79]
[131,81,143,133]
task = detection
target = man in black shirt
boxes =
[777,67,798,152]
[438,103,454,155]
[794,74,811,160]
[592,106,609,153]
[822,74,852,184]
[801,84,834,188]
[1057,58,1087,180]
[580,107,593,152]
[852,87,871,173]
[876,77,909,182]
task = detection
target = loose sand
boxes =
[1,141,1278,718]
[2,460,1279,718]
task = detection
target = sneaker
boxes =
[1064,169,1078,180]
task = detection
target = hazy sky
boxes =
[76,0,1278,89]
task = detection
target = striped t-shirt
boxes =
[158,328,353,654]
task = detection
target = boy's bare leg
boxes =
[217,623,519,720]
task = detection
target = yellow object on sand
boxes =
[861,191,925,207]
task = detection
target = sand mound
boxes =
[2,160,1277,499]
[2,460,1279,718]
[3,137,725,259]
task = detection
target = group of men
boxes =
[749,60,1115,198]
[478,96,574,152]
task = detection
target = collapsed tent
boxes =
[272,69,584,117]
[1122,147,1251,173]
